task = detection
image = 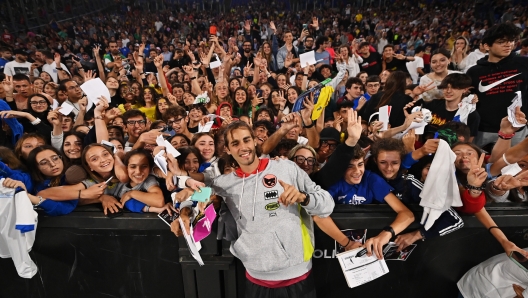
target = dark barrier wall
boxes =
[1,205,527,298]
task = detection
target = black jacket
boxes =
[466,53,528,132]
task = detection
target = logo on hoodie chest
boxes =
[265,202,280,211]
[264,190,279,200]
[262,174,277,188]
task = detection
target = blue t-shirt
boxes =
[314,50,331,66]
[327,170,393,205]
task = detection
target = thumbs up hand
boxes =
[278,180,307,206]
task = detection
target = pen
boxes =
[101,176,113,187]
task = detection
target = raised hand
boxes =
[243,62,253,77]
[402,129,416,152]
[2,76,14,95]
[244,20,251,32]
[467,153,487,188]
[182,65,194,75]
[345,109,362,146]
[393,53,406,60]
[269,21,277,33]
[493,171,528,191]
[312,16,319,29]
[278,180,307,206]
[83,69,96,82]
[47,109,62,127]
[154,54,164,69]
[78,97,88,113]
[54,52,61,66]
[412,81,436,96]
[300,93,315,127]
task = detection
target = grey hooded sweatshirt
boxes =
[211,158,335,281]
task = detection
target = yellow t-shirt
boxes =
[139,106,157,121]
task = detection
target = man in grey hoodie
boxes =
[174,121,335,297]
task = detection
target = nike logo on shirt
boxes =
[478,73,521,93]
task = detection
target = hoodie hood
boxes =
[475,52,514,67]
[216,101,233,116]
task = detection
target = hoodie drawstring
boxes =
[252,170,259,221]
[238,170,259,221]
[239,176,245,220]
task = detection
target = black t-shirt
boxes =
[359,52,382,76]
[423,99,480,137]
[385,57,409,73]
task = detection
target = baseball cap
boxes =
[320,127,340,143]
[13,48,28,55]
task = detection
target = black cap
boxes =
[13,48,28,55]
[320,127,341,143]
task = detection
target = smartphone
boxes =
[158,209,180,227]
[107,208,123,218]
[256,89,263,98]
[303,24,308,30]
[209,26,217,35]
[509,251,528,272]
[71,55,80,62]
[190,187,212,202]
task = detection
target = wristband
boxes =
[383,226,396,238]
[78,190,81,199]
[55,67,63,70]
[138,55,144,58]
[190,77,197,80]
[502,153,511,165]
[466,183,485,191]
[145,206,150,213]
[488,226,500,233]
[498,131,515,139]
[31,118,41,125]
[299,191,310,206]
[34,196,44,207]
[303,73,308,76]
[341,238,351,248]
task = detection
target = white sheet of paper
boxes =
[80,78,112,110]
[59,102,74,116]
[378,105,391,131]
[336,247,389,288]
[210,60,221,69]
[156,135,181,159]
[154,150,168,176]
[52,99,59,110]
[507,91,524,128]
[207,114,225,120]
[501,163,523,176]
[179,217,204,266]
[300,51,317,67]
[101,140,117,153]
[199,121,214,133]
[402,120,427,135]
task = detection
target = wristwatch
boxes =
[299,191,310,206]
[383,226,396,238]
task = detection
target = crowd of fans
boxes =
[1,0,528,296]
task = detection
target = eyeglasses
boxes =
[38,155,61,168]
[167,117,184,126]
[320,141,337,150]
[293,156,316,166]
[126,120,146,126]
[30,100,48,106]
[494,39,515,46]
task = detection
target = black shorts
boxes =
[244,272,317,298]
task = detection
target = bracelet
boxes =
[502,153,511,165]
[341,238,351,248]
[138,55,144,58]
[145,206,150,213]
[383,226,396,238]
[34,196,44,207]
[78,190,81,200]
[31,118,41,125]
[190,77,197,80]
[491,183,502,191]
[419,229,426,241]
[56,67,63,70]
[94,115,104,120]
[303,73,308,76]
[498,131,515,139]
[466,183,486,191]
[488,226,500,233]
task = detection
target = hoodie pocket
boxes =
[231,231,291,273]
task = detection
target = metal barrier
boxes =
[1,204,527,298]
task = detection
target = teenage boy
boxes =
[466,23,528,147]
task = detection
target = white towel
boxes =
[419,139,462,230]
[454,95,476,125]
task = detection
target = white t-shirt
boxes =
[155,21,163,32]
[3,61,32,76]
[458,249,528,298]
[122,38,130,47]
[406,56,424,84]
[36,63,71,83]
